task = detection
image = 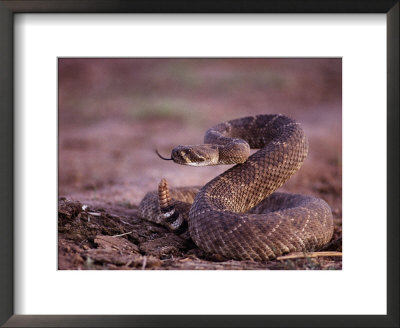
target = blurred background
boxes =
[58,58,341,215]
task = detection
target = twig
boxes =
[141,256,147,270]
[112,231,133,238]
[277,251,342,261]
[119,219,135,227]
[87,212,101,217]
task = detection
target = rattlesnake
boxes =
[139,114,333,261]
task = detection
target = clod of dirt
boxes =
[139,234,194,259]
[83,249,161,269]
[94,235,140,253]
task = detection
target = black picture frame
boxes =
[0,1,398,327]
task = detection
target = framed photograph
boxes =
[57,57,343,270]
[0,1,398,327]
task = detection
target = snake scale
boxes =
[139,114,333,261]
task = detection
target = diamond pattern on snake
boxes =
[139,114,333,261]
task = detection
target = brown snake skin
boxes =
[139,114,333,261]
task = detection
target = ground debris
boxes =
[58,199,342,270]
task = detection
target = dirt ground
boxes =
[58,58,342,270]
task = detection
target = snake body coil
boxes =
[140,114,333,261]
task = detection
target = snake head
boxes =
[171,144,219,166]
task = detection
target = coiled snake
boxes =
[139,114,333,261]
